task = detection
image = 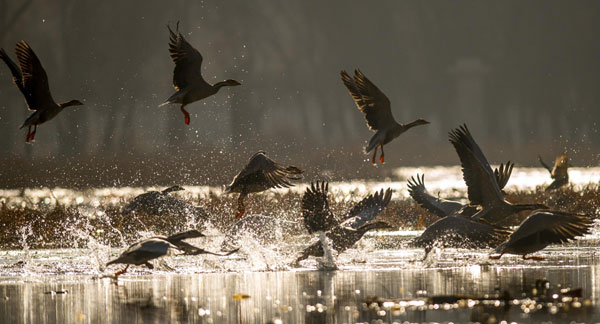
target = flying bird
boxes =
[407,162,514,218]
[295,188,393,263]
[412,211,512,260]
[449,125,547,224]
[340,69,429,164]
[302,181,338,234]
[538,153,570,191]
[160,22,241,125]
[225,151,303,218]
[491,210,592,260]
[0,41,83,143]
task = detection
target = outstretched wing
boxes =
[449,124,503,207]
[506,210,592,246]
[538,155,553,174]
[302,181,337,233]
[493,161,514,190]
[342,188,392,229]
[229,151,303,190]
[407,174,463,217]
[13,41,55,109]
[340,69,397,131]
[168,22,207,90]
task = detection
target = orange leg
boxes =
[379,144,385,164]
[236,194,246,218]
[29,125,37,142]
[25,125,31,143]
[371,146,378,165]
[114,264,129,277]
[180,105,190,125]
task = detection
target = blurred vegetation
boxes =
[0,185,597,250]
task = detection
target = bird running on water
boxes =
[0,41,83,143]
[160,22,241,125]
[340,69,429,164]
[538,153,570,191]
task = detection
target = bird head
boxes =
[414,119,430,126]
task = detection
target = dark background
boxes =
[1,1,599,188]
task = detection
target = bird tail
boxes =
[106,258,120,266]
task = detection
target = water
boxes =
[1,166,600,323]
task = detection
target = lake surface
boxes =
[1,166,600,323]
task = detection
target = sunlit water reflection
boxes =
[2,166,600,323]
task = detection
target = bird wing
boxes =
[449,124,504,206]
[342,188,392,229]
[302,181,337,233]
[340,69,397,131]
[413,216,510,249]
[493,161,514,190]
[407,174,463,217]
[168,23,207,91]
[506,211,592,246]
[231,151,303,189]
[165,229,204,243]
[14,41,55,110]
[551,153,569,179]
[538,155,553,174]
[0,48,25,92]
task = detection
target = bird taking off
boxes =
[340,69,429,164]
[160,22,241,125]
[225,152,303,218]
[0,41,83,143]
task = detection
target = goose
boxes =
[106,230,237,277]
[407,162,513,218]
[538,153,570,191]
[160,22,241,125]
[340,69,429,164]
[295,188,392,263]
[121,185,207,221]
[225,151,303,218]
[491,210,592,260]
[449,125,547,224]
[0,41,83,142]
[412,210,511,260]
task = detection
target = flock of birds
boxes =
[0,23,590,277]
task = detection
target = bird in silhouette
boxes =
[538,153,570,191]
[449,124,547,224]
[225,151,303,218]
[160,22,241,125]
[121,185,207,221]
[491,210,592,260]
[0,41,83,143]
[340,69,429,164]
[295,188,393,263]
[412,210,512,260]
[302,181,338,234]
[106,230,237,277]
[407,162,513,218]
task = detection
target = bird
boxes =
[412,211,511,260]
[159,22,241,125]
[225,151,303,218]
[449,124,547,224]
[491,210,592,260]
[121,185,207,221]
[538,153,570,191]
[0,41,83,143]
[106,230,238,277]
[295,188,393,263]
[106,237,180,277]
[407,162,514,218]
[340,69,429,164]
